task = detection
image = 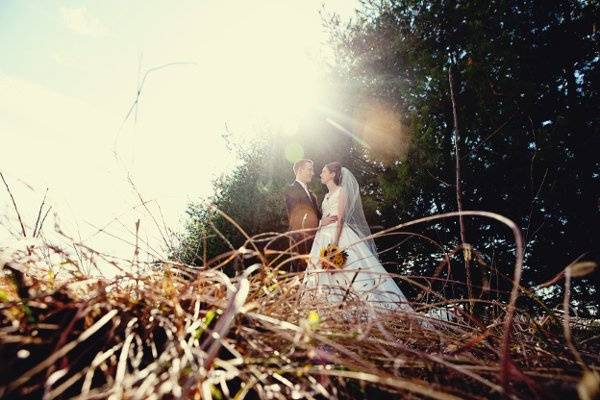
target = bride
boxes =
[302,162,424,321]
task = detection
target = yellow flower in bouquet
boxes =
[319,243,348,270]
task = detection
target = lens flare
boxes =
[284,143,305,163]
[353,98,412,164]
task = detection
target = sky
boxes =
[0,1,357,274]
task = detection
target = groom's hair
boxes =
[293,159,313,175]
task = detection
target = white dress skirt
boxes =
[301,188,417,317]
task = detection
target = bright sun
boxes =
[193,1,328,137]
[114,1,335,189]
[108,1,340,224]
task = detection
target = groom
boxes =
[284,159,334,270]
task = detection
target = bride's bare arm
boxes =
[333,190,346,246]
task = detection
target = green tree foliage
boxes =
[175,136,291,270]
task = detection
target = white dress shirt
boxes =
[295,180,312,200]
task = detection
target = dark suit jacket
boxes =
[284,182,322,268]
[284,181,322,233]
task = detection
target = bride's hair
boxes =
[325,161,342,185]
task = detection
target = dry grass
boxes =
[1,223,599,400]
[0,174,598,399]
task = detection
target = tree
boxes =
[324,0,599,314]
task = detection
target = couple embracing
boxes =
[284,159,417,316]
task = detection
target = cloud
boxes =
[60,6,108,38]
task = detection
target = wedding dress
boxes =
[302,168,426,323]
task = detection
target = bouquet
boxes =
[319,243,348,270]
